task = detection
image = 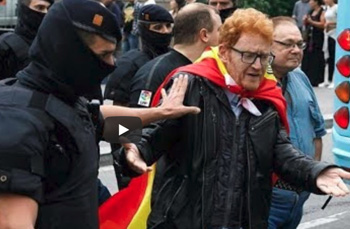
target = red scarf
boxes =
[152,47,289,132]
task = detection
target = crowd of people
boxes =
[0,0,347,229]
[293,0,338,88]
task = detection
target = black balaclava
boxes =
[137,4,174,58]
[14,1,53,44]
[219,7,237,23]
[139,24,172,57]
[17,0,119,104]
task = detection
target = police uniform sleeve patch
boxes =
[137,90,152,107]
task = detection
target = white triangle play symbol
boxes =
[119,124,129,136]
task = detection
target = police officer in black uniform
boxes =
[104,4,173,106]
[0,0,199,228]
[129,3,222,108]
[104,5,173,188]
[0,0,53,80]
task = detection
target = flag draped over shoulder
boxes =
[153,47,289,132]
[98,47,288,229]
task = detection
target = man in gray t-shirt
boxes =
[292,0,311,30]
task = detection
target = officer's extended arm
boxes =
[100,75,200,126]
[0,193,38,229]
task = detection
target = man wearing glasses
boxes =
[268,17,326,229]
[123,9,350,229]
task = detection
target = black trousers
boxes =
[327,37,336,82]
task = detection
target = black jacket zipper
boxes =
[246,140,252,229]
[250,111,276,131]
[223,115,240,227]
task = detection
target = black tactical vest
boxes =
[0,79,100,228]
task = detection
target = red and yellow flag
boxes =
[99,164,155,229]
[153,47,288,131]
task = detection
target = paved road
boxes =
[313,87,334,117]
[298,130,350,229]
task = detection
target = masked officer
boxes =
[128,3,221,108]
[104,4,174,106]
[208,0,237,22]
[104,4,173,188]
[0,0,53,80]
[0,0,199,228]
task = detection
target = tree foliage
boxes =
[238,0,297,17]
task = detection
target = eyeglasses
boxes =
[273,40,307,50]
[230,47,275,66]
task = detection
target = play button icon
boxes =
[119,124,129,136]
[103,116,142,144]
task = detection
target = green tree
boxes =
[238,0,297,17]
